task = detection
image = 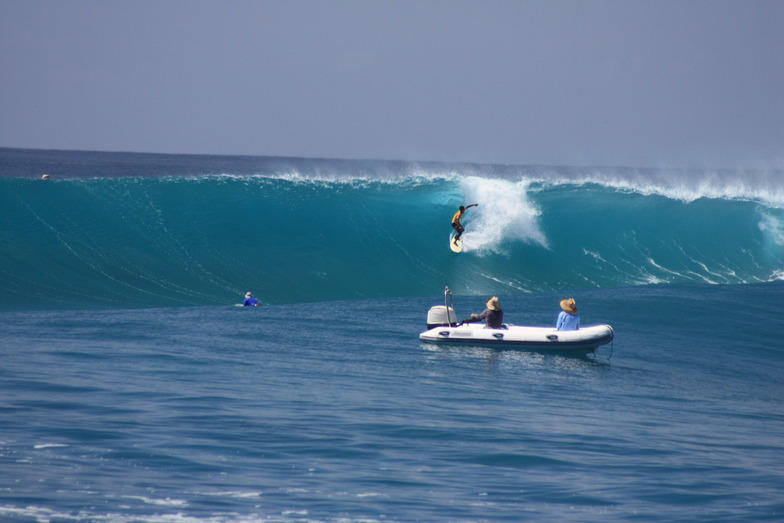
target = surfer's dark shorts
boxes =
[452,222,463,231]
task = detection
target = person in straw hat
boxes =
[461,296,504,329]
[556,298,580,331]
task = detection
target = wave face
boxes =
[2,149,783,310]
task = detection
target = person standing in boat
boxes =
[243,292,260,307]
[556,298,580,331]
[461,296,504,329]
[451,203,478,244]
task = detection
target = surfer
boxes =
[451,203,478,244]
[461,296,504,329]
[243,292,260,307]
[556,298,580,331]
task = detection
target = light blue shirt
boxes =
[556,311,580,331]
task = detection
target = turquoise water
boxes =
[2,149,782,310]
[1,149,783,521]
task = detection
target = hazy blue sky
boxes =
[1,0,782,168]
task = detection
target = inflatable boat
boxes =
[419,289,614,354]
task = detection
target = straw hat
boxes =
[560,298,577,314]
[486,296,501,311]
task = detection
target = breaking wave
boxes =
[1,149,783,310]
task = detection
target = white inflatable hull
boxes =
[419,323,614,354]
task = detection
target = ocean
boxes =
[1,147,783,522]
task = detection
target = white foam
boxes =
[758,211,784,246]
[458,177,548,253]
[356,492,383,498]
[532,168,784,207]
[646,257,687,278]
[199,490,263,499]
[122,495,189,507]
[583,249,607,263]
[204,166,463,187]
[479,273,531,293]
[0,504,264,523]
[173,163,784,209]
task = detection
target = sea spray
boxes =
[459,177,547,254]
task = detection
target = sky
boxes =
[1,0,782,169]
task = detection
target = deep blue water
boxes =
[1,148,783,521]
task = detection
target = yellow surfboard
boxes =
[449,233,463,253]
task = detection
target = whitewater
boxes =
[1,148,783,522]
